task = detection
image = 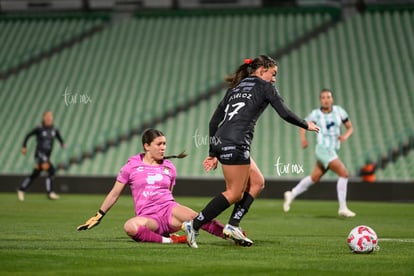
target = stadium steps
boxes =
[61,9,338,176]
[0,14,110,173]
[376,150,414,180]
[351,11,414,179]
[243,9,414,179]
[0,13,110,80]
[2,9,350,177]
[358,128,414,180]
[4,9,412,181]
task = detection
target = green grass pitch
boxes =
[1,193,413,275]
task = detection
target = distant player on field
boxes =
[283,88,356,217]
[17,111,65,201]
[77,129,225,244]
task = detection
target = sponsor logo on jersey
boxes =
[146,173,163,184]
[143,191,160,198]
[326,121,335,130]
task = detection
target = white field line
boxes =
[379,238,414,243]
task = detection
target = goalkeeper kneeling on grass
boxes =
[77,128,224,244]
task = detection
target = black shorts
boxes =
[35,151,50,164]
[212,144,250,165]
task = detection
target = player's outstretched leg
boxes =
[283,175,314,212]
[200,219,224,238]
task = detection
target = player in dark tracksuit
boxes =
[17,111,65,201]
[184,55,320,248]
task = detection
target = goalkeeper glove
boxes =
[77,209,105,231]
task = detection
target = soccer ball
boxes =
[347,225,378,253]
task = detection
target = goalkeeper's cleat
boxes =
[48,192,60,200]
[183,221,198,248]
[170,234,187,244]
[17,189,25,201]
[338,207,356,217]
[283,191,293,212]
[223,224,253,247]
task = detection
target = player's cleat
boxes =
[338,208,356,217]
[283,191,293,212]
[183,221,198,248]
[48,192,60,200]
[223,224,253,247]
[170,234,187,244]
[17,190,25,201]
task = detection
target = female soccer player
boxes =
[77,129,224,244]
[283,88,355,217]
[17,111,65,201]
[184,55,320,248]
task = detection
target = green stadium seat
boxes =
[2,10,413,181]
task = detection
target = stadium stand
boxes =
[1,6,413,182]
[0,8,336,175]
[249,8,414,180]
[0,13,110,79]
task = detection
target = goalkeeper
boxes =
[77,129,224,244]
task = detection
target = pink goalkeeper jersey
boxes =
[116,153,177,217]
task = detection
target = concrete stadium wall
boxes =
[2,174,413,202]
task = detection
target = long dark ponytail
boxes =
[225,55,277,88]
[141,128,187,159]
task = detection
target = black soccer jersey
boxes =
[209,76,308,157]
[23,125,64,157]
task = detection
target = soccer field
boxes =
[1,193,413,275]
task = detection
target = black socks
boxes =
[193,194,230,231]
[228,192,254,227]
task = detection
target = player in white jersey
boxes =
[283,89,356,217]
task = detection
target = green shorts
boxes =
[315,144,338,169]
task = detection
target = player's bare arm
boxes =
[99,181,126,213]
[299,128,308,148]
[338,120,353,142]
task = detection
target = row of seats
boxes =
[1,9,412,180]
[0,10,333,176]
[377,151,414,180]
[245,10,414,179]
[62,11,334,176]
[0,17,105,73]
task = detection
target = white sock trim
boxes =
[162,237,172,244]
[291,175,313,198]
[337,177,348,209]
